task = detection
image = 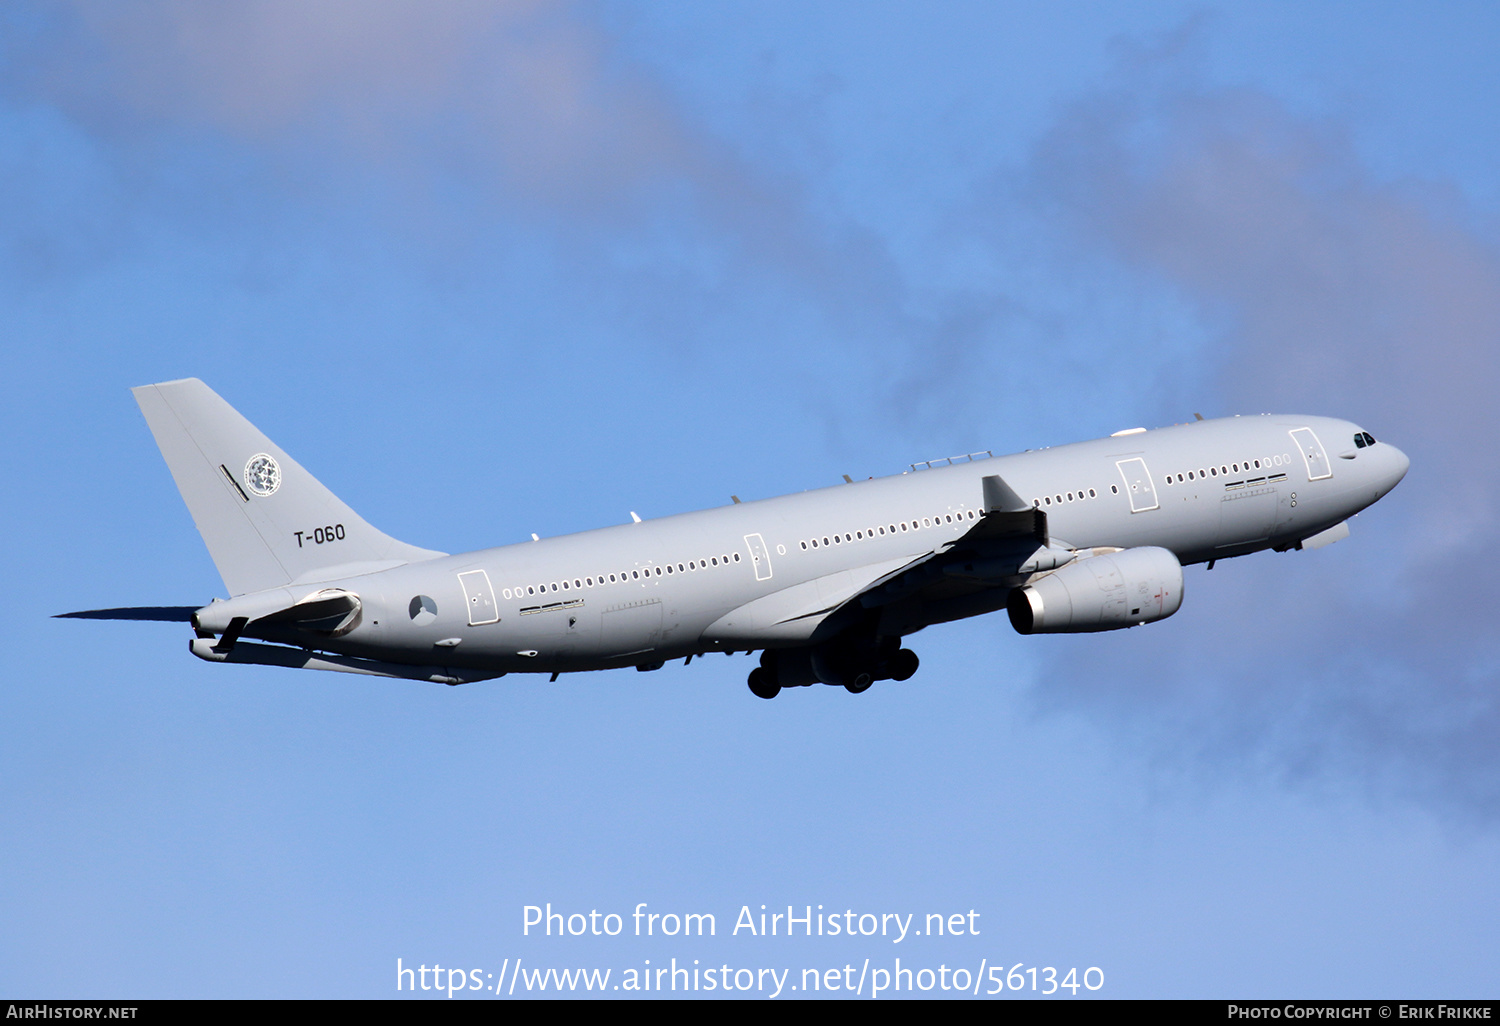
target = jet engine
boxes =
[1007,546,1183,634]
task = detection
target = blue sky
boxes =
[4,1,1499,999]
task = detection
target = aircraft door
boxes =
[1218,488,1278,546]
[1115,458,1160,513]
[1290,428,1333,481]
[600,598,663,656]
[457,570,499,625]
[744,533,773,581]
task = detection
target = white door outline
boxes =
[1289,427,1333,481]
[458,569,499,625]
[1115,458,1160,512]
[744,533,773,581]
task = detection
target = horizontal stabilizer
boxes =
[55,606,198,622]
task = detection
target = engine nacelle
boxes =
[1007,546,1183,634]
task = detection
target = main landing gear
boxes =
[746,643,919,699]
[747,666,781,700]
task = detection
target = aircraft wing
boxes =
[704,473,1051,646]
[845,473,1055,619]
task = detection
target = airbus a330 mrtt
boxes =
[60,379,1408,698]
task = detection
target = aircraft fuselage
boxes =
[62,383,1407,697]
[203,413,1406,681]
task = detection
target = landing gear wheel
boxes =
[844,672,874,695]
[890,649,919,682]
[747,667,781,700]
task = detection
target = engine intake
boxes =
[1008,546,1183,634]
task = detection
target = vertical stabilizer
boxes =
[133,379,444,596]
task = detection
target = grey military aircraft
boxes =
[60,379,1408,698]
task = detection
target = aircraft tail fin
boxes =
[132,379,445,596]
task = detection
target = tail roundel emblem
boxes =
[244,453,281,497]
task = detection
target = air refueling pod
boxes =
[1008,546,1183,634]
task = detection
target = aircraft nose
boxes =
[1379,442,1409,494]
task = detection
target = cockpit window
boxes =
[1354,433,1367,448]
[1362,432,1376,446]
